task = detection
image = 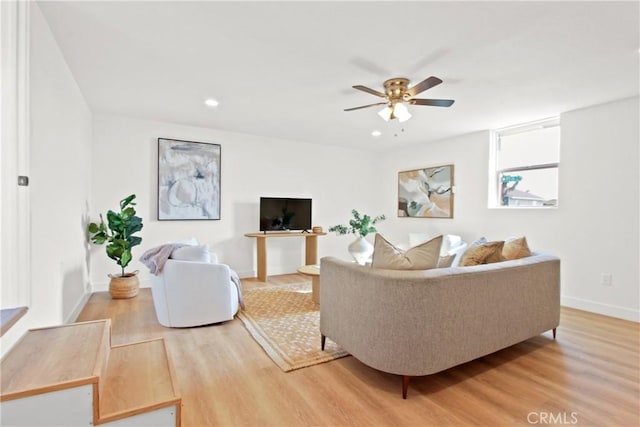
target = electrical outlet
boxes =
[601,273,613,287]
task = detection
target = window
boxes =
[489,118,560,208]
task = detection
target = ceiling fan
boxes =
[344,76,455,122]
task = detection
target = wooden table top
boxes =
[297,265,320,276]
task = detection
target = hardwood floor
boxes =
[77,275,640,427]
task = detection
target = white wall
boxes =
[1,3,93,356]
[89,114,379,289]
[373,130,491,246]
[377,97,639,321]
[557,98,638,319]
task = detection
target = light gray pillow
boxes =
[372,234,442,270]
[171,244,211,263]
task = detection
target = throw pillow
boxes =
[459,240,505,266]
[372,234,442,270]
[171,244,211,263]
[502,236,532,260]
[449,243,468,267]
[441,234,463,256]
[437,254,456,268]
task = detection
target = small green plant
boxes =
[328,209,386,238]
[88,194,144,276]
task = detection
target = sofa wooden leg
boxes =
[552,327,557,339]
[321,334,326,351]
[402,375,411,399]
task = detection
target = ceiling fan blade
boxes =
[344,102,388,112]
[406,76,443,97]
[352,85,386,98]
[409,98,455,107]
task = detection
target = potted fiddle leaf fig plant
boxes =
[88,194,144,299]
[329,209,386,264]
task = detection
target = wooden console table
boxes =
[244,232,326,282]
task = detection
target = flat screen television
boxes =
[260,197,312,232]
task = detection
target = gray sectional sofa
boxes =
[319,253,561,398]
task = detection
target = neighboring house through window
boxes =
[489,117,560,208]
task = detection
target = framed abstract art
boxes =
[398,164,454,218]
[158,138,221,220]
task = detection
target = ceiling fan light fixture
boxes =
[378,106,392,122]
[394,102,412,122]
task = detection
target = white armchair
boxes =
[149,253,239,327]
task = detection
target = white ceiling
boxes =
[38,1,639,151]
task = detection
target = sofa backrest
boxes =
[319,252,560,376]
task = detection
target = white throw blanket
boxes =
[139,243,187,274]
[229,269,245,310]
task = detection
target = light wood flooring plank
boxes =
[76,274,640,426]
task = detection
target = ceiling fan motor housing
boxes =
[383,78,410,102]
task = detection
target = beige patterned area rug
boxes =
[237,282,349,372]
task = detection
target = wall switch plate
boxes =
[601,273,613,287]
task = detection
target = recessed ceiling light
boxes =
[371,130,382,137]
[204,98,219,108]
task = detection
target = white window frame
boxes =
[488,117,560,209]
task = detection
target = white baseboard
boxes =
[237,270,255,279]
[561,295,639,322]
[65,291,92,324]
